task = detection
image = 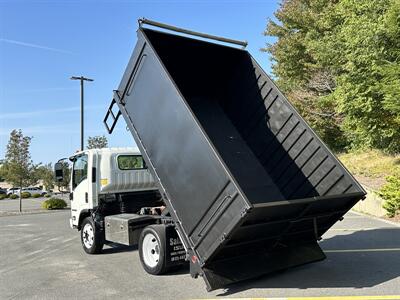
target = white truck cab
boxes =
[68,147,157,229]
[55,147,186,272]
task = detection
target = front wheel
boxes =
[80,217,104,254]
[139,225,168,275]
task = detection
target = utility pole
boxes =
[70,76,94,151]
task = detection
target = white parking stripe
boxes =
[329,227,397,231]
[325,248,400,253]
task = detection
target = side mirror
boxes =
[54,162,64,182]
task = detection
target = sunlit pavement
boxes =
[0,194,70,214]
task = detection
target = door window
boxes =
[72,154,88,189]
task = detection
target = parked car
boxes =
[22,187,47,196]
[7,187,48,197]
[7,187,19,196]
[0,188,6,195]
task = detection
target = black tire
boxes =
[80,217,104,254]
[139,225,168,275]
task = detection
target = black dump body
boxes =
[108,25,366,290]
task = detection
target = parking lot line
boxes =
[324,248,400,253]
[289,296,400,300]
[329,227,397,231]
[196,295,400,300]
[286,297,400,300]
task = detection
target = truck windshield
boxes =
[72,154,88,189]
[117,155,145,170]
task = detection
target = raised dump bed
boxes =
[105,20,366,290]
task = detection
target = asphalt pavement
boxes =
[0,194,70,214]
[0,210,399,300]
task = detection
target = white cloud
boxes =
[0,38,74,55]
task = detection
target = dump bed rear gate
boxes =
[106,20,366,290]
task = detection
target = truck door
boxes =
[71,153,89,227]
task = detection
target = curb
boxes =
[350,210,400,227]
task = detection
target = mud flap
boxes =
[165,225,187,269]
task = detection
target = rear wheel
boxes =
[80,217,104,254]
[139,225,168,275]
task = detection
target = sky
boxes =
[0,0,279,164]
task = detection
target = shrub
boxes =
[21,192,31,198]
[42,198,67,210]
[44,193,51,198]
[10,194,18,199]
[379,174,400,217]
[32,193,41,198]
[0,194,6,200]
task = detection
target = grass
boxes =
[338,149,400,179]
[338,149,400,217]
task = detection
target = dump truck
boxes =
[57,19,366,291]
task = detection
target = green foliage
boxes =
[0,194,6,200]
[264,0,346,150]
[265,0,400,153]
[32,193,41,198]
[328,0,400,152]
[87,135,108,149]
[44,193,51,198]
[35,163,55,191]
[379,174,400,217]
[10,194,18,199]
[21,192,31,198]
[339,150,400,217]
[42,198,67,210]
[0,130,39,205]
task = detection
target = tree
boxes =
[264,0,347,151]
[35,163,55,191]
[323,0,400,152]
[0,130,37,212]
[264,0,400,153]
[0,162,5,183]
[87,135,108,149]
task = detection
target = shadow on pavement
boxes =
[216,228,400,296]
[101,241,190,275]
[102,243,137,254]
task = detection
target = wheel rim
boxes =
[142,233,160,268]
[82,223,94,249]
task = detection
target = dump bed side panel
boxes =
[224,55,365,201]
[115,31,249,263]
[142,28,365,205]
[112,26,366,290]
